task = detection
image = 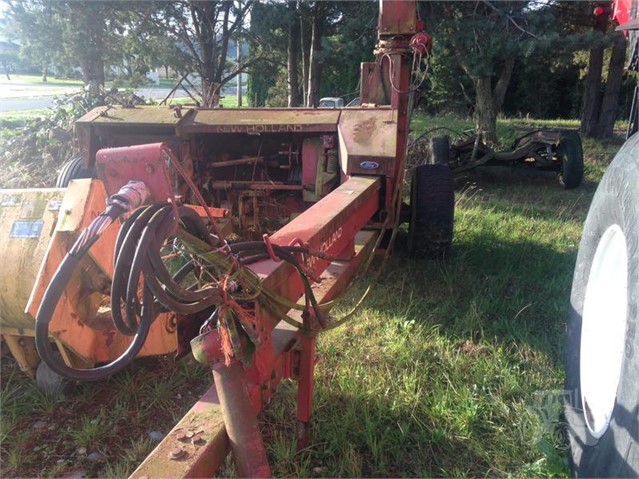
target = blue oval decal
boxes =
[360,161,379,170]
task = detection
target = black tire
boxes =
[558,132,584,189]
[407,164,454,259]
[36,352,72,395]
[429,136,450,165]
[55,157,94,188]
[564,133,639,477]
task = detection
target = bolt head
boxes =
[168,448,186,460]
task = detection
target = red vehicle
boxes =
[0,1,449,477]
[564,1,639,476]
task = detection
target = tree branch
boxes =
[481,0,539,39]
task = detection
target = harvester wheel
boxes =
[408,164,454,259]
[429,136,450,165]
[56,157,94,188]
[564,133,639,477]
[557,132,583,189]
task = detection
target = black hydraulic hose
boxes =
[34,219,155,381]
[172,260,196,283]
[112,203,166,335]
[114,204,221,321]
[145,208,219,303]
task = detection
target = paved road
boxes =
[0,85,187,112]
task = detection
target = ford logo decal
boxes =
[360,161,379,170]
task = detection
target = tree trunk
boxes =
[202,77,221,107]
[42,64,48,83]
[287,1,301,107]
[300,6,311,106]
[580,15,608,137]
[474,76,498,144]
[492,58,515,115]
[307,5,322,108]
[596,31,627,138]
[81,57,105,95]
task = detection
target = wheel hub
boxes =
[580,224,628,438]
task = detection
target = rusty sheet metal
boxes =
[130,385,230,479]
[95,143,175,203]
[79,105,191,126]
[338,109,398,176]
[185,108,341,134]
[250,176,380,295]
[378,0,417,35]
[271,230,377,358]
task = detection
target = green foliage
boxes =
[246,1,288,106]
[0,87,145,188]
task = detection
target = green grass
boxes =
[261,178,596,476]
[1,74,84,87]
[0,114,624,477]
[0,357,212,478]
[0,109,49,133]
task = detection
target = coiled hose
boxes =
[34,197,220,381]
[36,196,328,381]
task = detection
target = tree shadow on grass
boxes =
[387,231,577,367]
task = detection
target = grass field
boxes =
[0,113,625,478]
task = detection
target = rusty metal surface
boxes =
[213,362,271,478]
[80,105,190,126]
[185,108,341,133]
[154,230,377,478]
[247,177,379,309]
[25,180,177,365]
[129,385,230,479]
[95,143,175,203]
[210,181,303,191]
[378,0,417,35]
[338,109,398,177]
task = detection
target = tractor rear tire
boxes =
[408,164,454,259]
[429,136,450,165]
[56,157,94,188]
[564,133,639,477]
[558,132,584,189]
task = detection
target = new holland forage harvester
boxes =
[0,1,449,476]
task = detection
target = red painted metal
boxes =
[296,334,317,449]
[131,231,377,479]
[95,143,175,203]
[212,361,271,478]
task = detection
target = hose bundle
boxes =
[34,188,331,380]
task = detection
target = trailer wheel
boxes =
[429,136,450,165]
[557,133,584,189]
[56,157,94,188]
[564,133,639,477]
[408,164,454,259]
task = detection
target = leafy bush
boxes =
[0,87,146,188]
